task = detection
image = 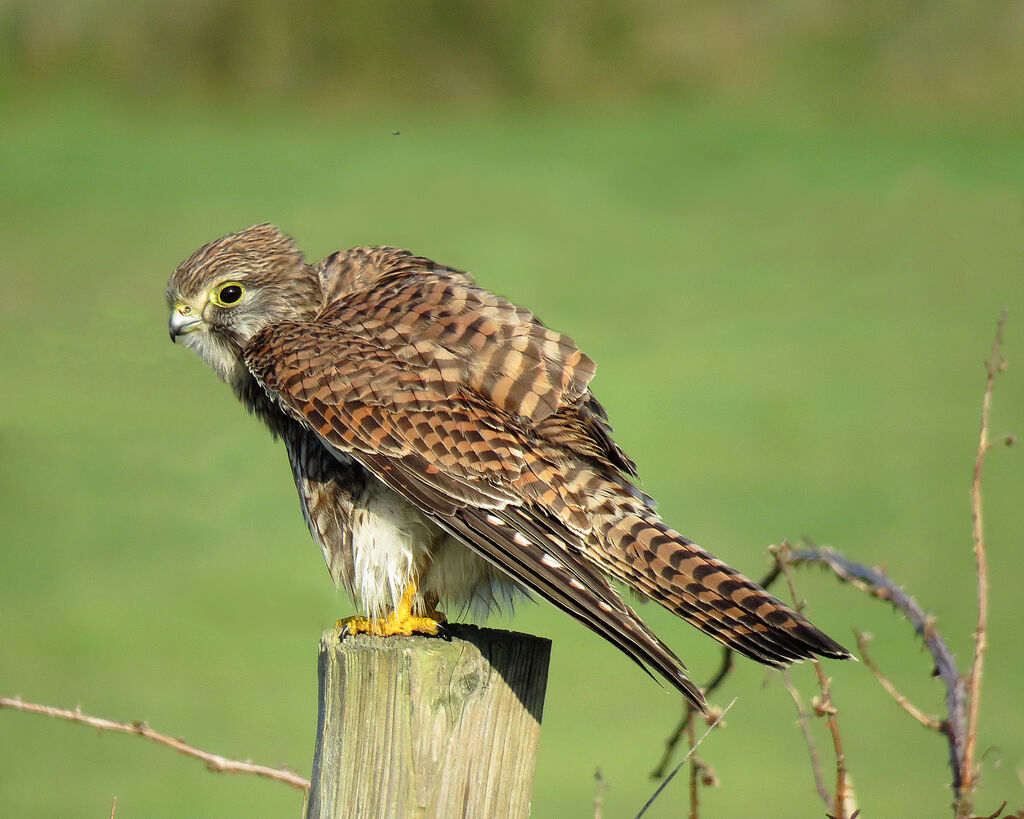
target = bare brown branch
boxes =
[773,546,853,818]
[812,661,853,819]
[0,696,310,792]
[780,669,832,809]
[963,308,1008,804]
[680,720,722,818]
[593,767,607,819]
[854,630,942,732]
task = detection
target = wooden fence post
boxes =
[304,624,552,819]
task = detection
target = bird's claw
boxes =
[335,611,448,638]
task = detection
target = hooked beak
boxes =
[169,308,202,342]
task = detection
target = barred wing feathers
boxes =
[245,253,849,711]
[245,312,707,707]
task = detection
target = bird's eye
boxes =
[212,283,245,307]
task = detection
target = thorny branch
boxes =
[0,696,310,792]
[781,542,968,793]
[656,530,1017,811]
[653,313,1013,815]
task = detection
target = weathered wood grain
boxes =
[305,624,551,819]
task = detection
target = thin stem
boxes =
[0,696,309,792]
[593,767,607,819]
[773,547,851,818]
[687,717,699,819]
[635,698,736,819]
[854,630,941,732]
[780,670,831,809]
[812,661,850,819]
[962,309,1007,800]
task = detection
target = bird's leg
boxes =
[337,579,448,637]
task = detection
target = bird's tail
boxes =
[591,503,851,666]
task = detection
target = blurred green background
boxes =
[1,2,1022,816]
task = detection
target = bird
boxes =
[166,223,850,711]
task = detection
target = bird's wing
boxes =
[244,301,706,708]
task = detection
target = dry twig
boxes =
[686,716,700,819]
[854,629,941,732]
[962,309,1008,807]
[812,660,852,819]
[594,767,607,819]
[0,696,310,792]
[780,669,832,809]
[773,544,853,818]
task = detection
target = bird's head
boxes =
[166,224,322,385]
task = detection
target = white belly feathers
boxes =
[350,481,522,619]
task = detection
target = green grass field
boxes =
[1,94,1022,816]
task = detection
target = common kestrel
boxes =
[166,224,849,710]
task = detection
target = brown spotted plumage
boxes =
[167,223,850,711]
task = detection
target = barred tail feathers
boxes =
[596,506,851,666]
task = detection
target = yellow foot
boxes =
[336,611,446,637]
[336,580,448,638]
